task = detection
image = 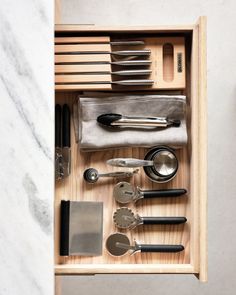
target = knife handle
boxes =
[55,104,62,147]
[142,216,187,225]
[139,244,184,253]
[142,188,187,198]
[62,104,70,147]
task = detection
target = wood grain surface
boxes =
[54,36,185,91]
[53,19,207,280]
[55,92,190,268]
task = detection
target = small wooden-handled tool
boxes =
[106,233,184,256]
[113,182,187,204]
[113,208,187,230]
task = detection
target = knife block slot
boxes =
[54,35,185,91]
[163,43,174,82]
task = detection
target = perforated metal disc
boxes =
[113,182,135,204]
[113,207,136,229]
[106,233,130,256]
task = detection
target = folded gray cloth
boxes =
[78,94,187,150]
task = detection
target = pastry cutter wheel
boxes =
[106,233,184,257]
[113,207,187,230]
[113,181,187,204]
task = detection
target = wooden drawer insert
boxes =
[54,17,207,282]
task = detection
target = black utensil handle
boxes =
[62,104,70,147]
[60,200,70,256]
[142,188,187,198]
[55,104,62,147]
[142,216,187,225]
[140,244,184,253]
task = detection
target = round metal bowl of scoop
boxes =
[144,146,178,183]
[106,233,185,257]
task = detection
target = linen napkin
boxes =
[78,94,187,150]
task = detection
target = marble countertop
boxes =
[0,0,54,294]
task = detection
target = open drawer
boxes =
[54,17,207,282]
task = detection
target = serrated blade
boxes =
[113,207,136,229]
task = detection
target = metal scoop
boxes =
[113,207,187,230]
[83,168,138,183]
[97,114,180,128]
[106,233,184,256]
[107,151,177,176]
[107,147,178,182]
[113,182,187,204]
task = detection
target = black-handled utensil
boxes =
[106,233,184,256]
[55,105,63,180]
[55,104,71,181]
[97,113,180,128]
[140,216,187,225]
[61,104,71,178]
[113,207,187,229]
[62,104,70,148]
[113,181,187,204]
[55,104,62,148]
[137,244,184,253]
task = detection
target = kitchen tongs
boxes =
[97,113,181,128]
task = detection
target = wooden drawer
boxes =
[54,17,207,282]
[54,36,186,90]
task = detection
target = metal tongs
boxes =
[97,113,181,128]
[55,104,71,180]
